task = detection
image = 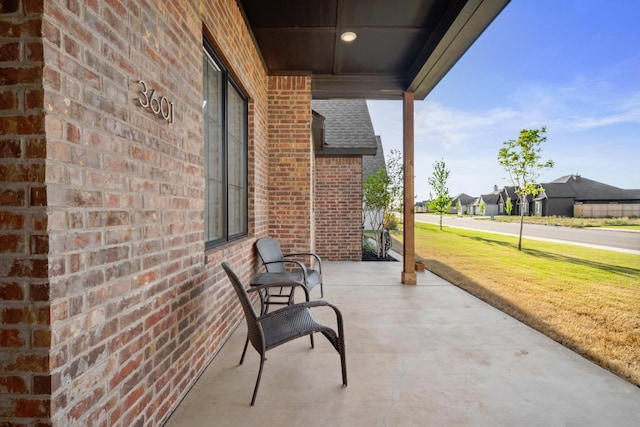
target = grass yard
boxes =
[391,223,640,386]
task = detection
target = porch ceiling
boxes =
[237,0,510,99]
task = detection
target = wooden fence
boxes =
[574,203,640,218]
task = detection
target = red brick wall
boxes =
[315,157,363,260]
[1,0,275,425]
[266,76,315,254]
[0,0,51,423]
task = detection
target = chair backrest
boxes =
[221,262,264,352]
[255,237,285,273]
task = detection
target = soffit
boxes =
[238,0,509,99]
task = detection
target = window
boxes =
[203,40,248,249]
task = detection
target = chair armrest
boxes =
[247,281,310,301]
[282,252,322,274]
[258,300,343,327]
[247,282,306,293]
[262,259,309,278]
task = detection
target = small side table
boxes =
[250,271,309,314]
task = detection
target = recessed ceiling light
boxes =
[340,31,357,43]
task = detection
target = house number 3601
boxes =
[138,80,175,123]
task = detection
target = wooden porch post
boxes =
[402,91,417,285]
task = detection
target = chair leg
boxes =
[251,357,266,406]
[240,336,249,365]
[309,333,314,349]
[340,346,348,386]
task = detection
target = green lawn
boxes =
[391,223,640,386]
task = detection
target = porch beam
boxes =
[401,91,417,285]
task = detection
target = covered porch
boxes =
[165,259,640,426]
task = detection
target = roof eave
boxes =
[312,75,406,100]
[315,147,378,157]
[407,0,510,100]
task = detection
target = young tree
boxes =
[505,196,513,215]
[498,127,554,250]
[362,149,403,258]
[427,159,451,230]
[384,149,404,220]
[362,168,390,257]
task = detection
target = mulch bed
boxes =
[362,248,398,262]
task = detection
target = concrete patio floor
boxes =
[165,259,640,427]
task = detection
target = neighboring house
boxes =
[495,186,534,216]
[460,173,640,219]
[535,175,640,217]
[0,0,508,424]
[363,136,386,182]
[312,100,378,254]
[500,186,519,215]
[415,201,428,213]
[451,193,476,215]
[471,191,503,216]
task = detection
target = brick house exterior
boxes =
[313,100,378,261]
[315,156,363,260]
[0,1,316,425]
[1,0,509,424]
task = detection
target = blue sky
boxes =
[367,0,640,200]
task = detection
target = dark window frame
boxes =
[203,38,248,251]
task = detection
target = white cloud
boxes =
[414,101,522,149]
[368,76,640,198]
[509,74,640,132]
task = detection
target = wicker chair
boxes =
[255,236,324,298]
[221,262,347,406]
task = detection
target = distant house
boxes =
[535,174,640,217]
[472,189,503,216]
[415,201,428,213]
[500,186,533,216]
[500,186,517,215]
[450,193,475,215]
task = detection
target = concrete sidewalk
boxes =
[165,260,640,427]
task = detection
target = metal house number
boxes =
[138,80,175,123]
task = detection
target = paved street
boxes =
[415,214,640,254]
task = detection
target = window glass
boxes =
[227,82,247,236]
[203,42,247,247]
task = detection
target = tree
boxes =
[427,159,451,230]
[498,127,554,250]
[505,196,513,215]
[362,150,403,258]
[385,149,404,218]
[363,168,390,257]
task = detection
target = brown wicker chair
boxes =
[255,236,324,298]
[221,262,347,406]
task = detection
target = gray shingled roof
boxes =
[540,175,634,201]
[480,193,500,204]
[502,186,517,200]
[451,193,476,206]
[363,136,386,180]
[311,100,378,154]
